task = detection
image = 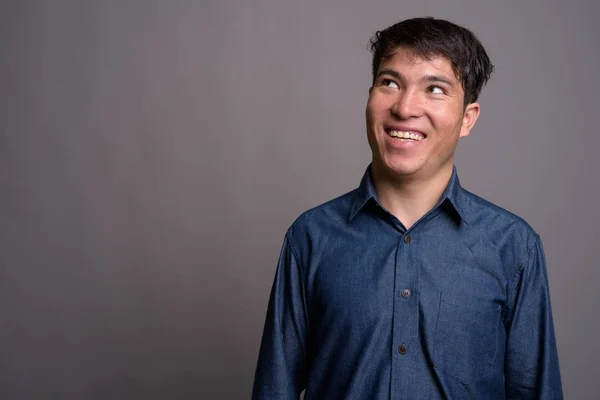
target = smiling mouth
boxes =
[385,128,426,141]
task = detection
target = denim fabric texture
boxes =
[253,165,562,400]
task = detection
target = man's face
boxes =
[366,46,480,181]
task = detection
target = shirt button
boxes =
[401,289,412,299]
[398,344,408,355]
[404,235,412,244]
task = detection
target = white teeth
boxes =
[388,130,424,141]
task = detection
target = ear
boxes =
[459,102,480,138]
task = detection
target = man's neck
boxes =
[371,164,453,230]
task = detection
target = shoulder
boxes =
[459,188,541,253]
[287,189,356,240]
[281,188,357,262]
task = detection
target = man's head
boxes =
[365,17,494,182]
[370,17,494,108]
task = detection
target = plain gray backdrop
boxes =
[1,0,598,398]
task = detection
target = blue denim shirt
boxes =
[253,165,562,399]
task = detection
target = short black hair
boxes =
[369,17,494,106]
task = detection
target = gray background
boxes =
[1,0,598,398]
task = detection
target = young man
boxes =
[253,17,562,399]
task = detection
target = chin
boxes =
[387,166,421,178]
[376,158,423,178]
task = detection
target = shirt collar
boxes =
[348,164,470,224]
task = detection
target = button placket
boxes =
[391,230,416,391]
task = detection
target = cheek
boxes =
[365,101,374,124]
[366,98,377,118]
[366,95,390,118]
[429,107,463,131]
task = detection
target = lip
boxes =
[382,125,426,149]
[384,125,427,138]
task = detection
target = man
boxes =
[253,17,562,399]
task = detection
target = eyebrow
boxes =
[376,69,456,87]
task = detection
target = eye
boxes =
[381,79,399,89]
[429,86,445,94]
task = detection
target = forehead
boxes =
[378,47,459,82]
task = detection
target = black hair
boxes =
[370,17,494,106]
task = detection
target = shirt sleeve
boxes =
[252,232,308,399]
[504,235,563,399]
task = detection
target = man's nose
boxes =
[391,89,423,119]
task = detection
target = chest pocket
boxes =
[433,291,502,384]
